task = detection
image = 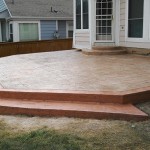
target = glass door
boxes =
[96,0,114,41]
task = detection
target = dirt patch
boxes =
[136,101,150,116]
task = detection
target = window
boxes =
[76,0,81,29]
[128,0,144,38]
[83,0,89,29]
[67,21,73,38]
[9,23,13,42]
[76,0,89,29]
[19,23,39,41]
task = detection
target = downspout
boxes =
[5,18,9,41]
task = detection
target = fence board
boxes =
[0,39,73,57]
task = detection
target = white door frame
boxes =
[95,0,118,43]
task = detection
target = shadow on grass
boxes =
[0,123,83,150]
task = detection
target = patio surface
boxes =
[0,50,150,92]
[0,50,149,120]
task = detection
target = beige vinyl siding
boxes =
[125,42,150,49]
[74,31,90,48]
[119,0,126,46]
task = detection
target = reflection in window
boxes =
[128,0,144,38]
[83,0,89,29]
[19,23,39,41]
[76,0,81,29]
[76,0,89,29]
[9,24,13,42]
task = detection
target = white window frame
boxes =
[9,23,13,42]
[126,0,150,42]
[75,0,89,31]
[66,21,73,38]
[149,0,150,40]
[0,22,2,42]
[12,21,41,42]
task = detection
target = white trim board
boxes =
[9,21,41,42]
[0,22,2,42]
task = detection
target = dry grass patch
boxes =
[0,115,150,150]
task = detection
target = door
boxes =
[96,0,114,42]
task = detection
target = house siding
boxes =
[119,0,126,46]
[58,20,66,38]
[0,0,6,12]
[1,21,6,41]
[74,31,90,49]
[40,20,56,40]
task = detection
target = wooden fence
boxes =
[0,38,73,57]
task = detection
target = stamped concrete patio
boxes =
[0,50,149,120]
[0,50,150,92]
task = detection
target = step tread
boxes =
[92,46,125,50]
[92,49,127,52]
[0,98,147,117]
[82,49,127,55]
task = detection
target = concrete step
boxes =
[92,46,125,50]
[82,46,127,55]
[83,49,127,55]
[0,98,148,121]
[0,89,150,104]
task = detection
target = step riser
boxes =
[0,106,148,121]
[83,51,127,55]
[123,91,150,104]
[82,46,127,55]
[0,91,123,103]
[0,90,149,104]
[92,46,126,50]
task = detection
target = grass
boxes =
[0,122,82,150]
[0,130,82,150]
[0,119,150,150]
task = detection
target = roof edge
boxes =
[9,16,73,20]
[3,0,12,17]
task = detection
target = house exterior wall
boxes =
[73,0,91,49]
[0,9,9,18]
[6,20,70,42]
[0,0,6,12]
[119,0,126,46]
[40,20,56,40]
[58,20,66,38]
[73,0,150,50]
[119,0,150,49]
[74,31,90,49]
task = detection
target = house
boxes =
[0,0,73,42]
[73,0,150,52]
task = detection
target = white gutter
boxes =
[11,16,73,20]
